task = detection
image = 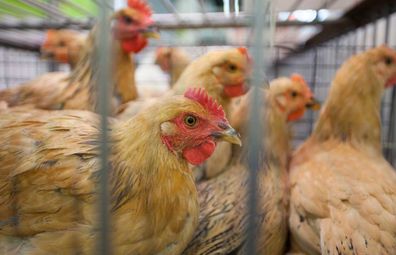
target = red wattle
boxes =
[182,140,216,165]
[121,35,148,53]
[223,83,246,98]
[288,108,305,121]
[386,76,396,88]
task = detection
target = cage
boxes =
[0,0,395,254]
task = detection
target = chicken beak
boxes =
[142,26,160,39]
[305,97,321,111]
[211,126,242,146]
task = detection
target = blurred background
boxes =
[0,0,395,164]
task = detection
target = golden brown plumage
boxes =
[289,46,396,255]
[41,29,86,69]
[0,88,241,255]
[183,75,319,255]
[173,47,250,115]
[0,2,157,114]
[155,47,192,88]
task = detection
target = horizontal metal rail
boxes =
[0,12,345,30]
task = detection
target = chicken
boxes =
[155,47,191,88]
[0,0,157,113]
[288,46,396,255]
[41,29,86,69]
[0,88,241,255]
[183,75,320,255]
[117,47,251,120]
[173,47,250,115]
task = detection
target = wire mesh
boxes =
[275,12,396,166]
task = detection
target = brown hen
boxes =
[0,88,241,255]
[183,75,320,255]
[289,46,396,255]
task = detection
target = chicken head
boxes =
[160,88,241,165]
[41,29,85,66]
[211,47,251,98]
[112,0,159,53]
[155,47,172,72]
[368,45,396,88]
[271,73,320,121]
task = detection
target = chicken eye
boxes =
[384,56,393,66]
[228,64,238,72]
[123,16,134,24]
[184,115,198,127]
[290,91,298,98]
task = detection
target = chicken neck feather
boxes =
[313,54,383,151]
[62,26,136,113]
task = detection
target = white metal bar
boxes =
[197,0,211,23]
[0,12,345,30]
[159,0,183,23]
[96,0,113,254]
[245,0,272,254]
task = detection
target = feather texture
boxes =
[289,46,396,255]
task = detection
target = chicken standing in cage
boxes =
[289,46,396,255]
[183,74,320,255]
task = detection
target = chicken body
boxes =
[183,76,319,255]
[289,46,396,255]
[0,89,240,255]
[155,47,192,88]
[0,3,155,113]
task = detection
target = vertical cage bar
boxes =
[274,47,280,77]
[381,10,391,147]
[96,0,113,254]
[4,48,9,87]
[363,24,368,50]
[308,48,318,133]
[245,0,271,254]
[372,18,377,46]
[385,4,396,166]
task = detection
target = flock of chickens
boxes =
[0,0,396,254]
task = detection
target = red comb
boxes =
[237,47,252,63]
[291,73,305,84]
[291,73,313,98]
[42,30,56,47]
[238,47,248,56]
[184,88,225,119]
[127,0,152,17]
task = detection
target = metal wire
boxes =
[245,0,271,254]
[159,0,183,23]
[95,0,113,254]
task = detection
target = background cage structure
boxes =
[274,10,396,166]
[0,0,396,254]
